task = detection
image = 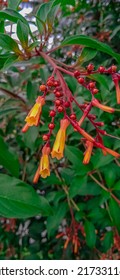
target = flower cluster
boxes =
[56,221,84,254]
[22,61,120,182]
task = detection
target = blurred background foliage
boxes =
[0,0,120,260]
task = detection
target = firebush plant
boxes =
[0,0,120,259]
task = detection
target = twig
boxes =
[50,160,80,211]
[89,173,120,205]
[0,87,27,110]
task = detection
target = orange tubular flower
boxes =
[72,236,80,254]
[104,147,120,158]
[83,141,93,164]
[78,127,95,143]
[21,123,29,133]
[33,145,50,183]
[116,83,120,104]
[78,114,86,127]
[25,96,45,126]
[64,238,70,250]
[51,118,69,160]
[92,98,114,113]
[39,146,50,178]
[113,75,120,104]
[33,166,40,184]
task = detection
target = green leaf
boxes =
[61,35,120,63]
[0,34,21,54]
[109,198,120,232]
[88,207,111,228]
[69,178,101,198]
[104,169,116,188]
[65,146,83,167]
[65,145,92,174]
[27,81,37,104]
[113,180,120,191]
[0,135,19,177]
[0,174,52,218]
[0,21,4,33]
[0,8,29,26]
[110,25,120,40]
[3,54,19,70]
[69,176,87,198]
[0,54,10,69]
[36,2,54,34]
[17,20,29,48]
[23,126,39,150]
[77,48,97,65]
[84,220,96,248]
[47,4,60,32]
[0,107,20,118]
[90,74,109,91]
[91,150,114,169]
[53,0,75,5]
[65,76,77,93]
[27,42,39,51]
[47,202,68,237]
[101,231,113,252]
[8,0,22,10]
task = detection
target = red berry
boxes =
[53,81,60,87]
[70,113,76,120]
[88,82,95,89]
[77,77,84,84]
[39,84,47,91]
[42,134,49,141]
[49,110,56,117]
[87,64,94,72]
[55,91,63,98]
[98,66,105,73]
[64,101,70,108]
[57,106,63,112]
[47,80,54,87]
[74,70,80,78]
[111,65,117,73]
[92,88,99,94]
[48,123,55,129]
[55,99,61,106]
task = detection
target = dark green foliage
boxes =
[0,0,120,260]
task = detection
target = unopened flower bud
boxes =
[43,134,49,141]
[74,70,80,78]
[57,106,64,112]
[48,123,55,129]
[39,84,47,91]
[70,113,76,120]
[49,110,56,117]
[78,77,84,84]
[98,66,105,73]
[87,64,94,72]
